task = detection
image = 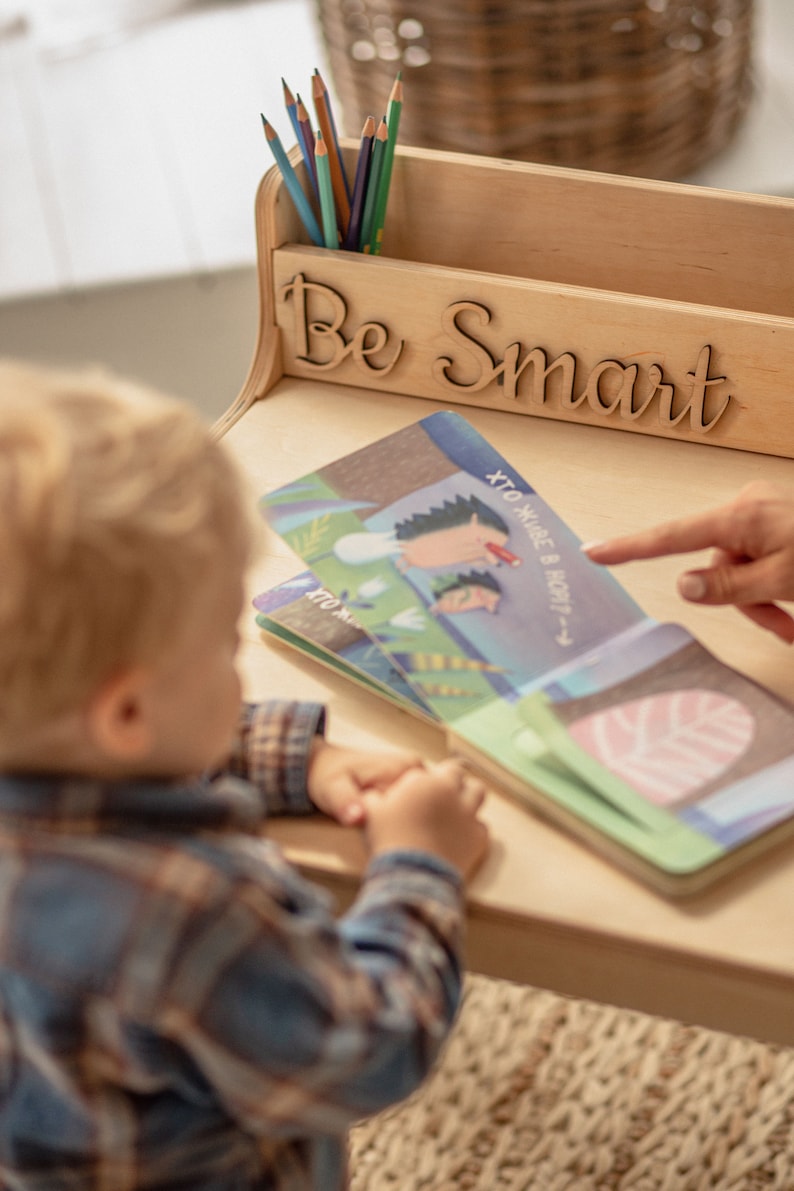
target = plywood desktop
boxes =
[222,381,794,1045]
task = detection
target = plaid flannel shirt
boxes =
[0,701,465,1190]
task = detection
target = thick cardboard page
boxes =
[253,572,437,725]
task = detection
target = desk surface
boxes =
[225,380,794,1045]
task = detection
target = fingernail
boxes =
[678,573,707,601]
[579,540,604,555]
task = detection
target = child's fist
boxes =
[307,740,424,825]
[362,759,489,879]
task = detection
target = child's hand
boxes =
[307,739,425,826]
[362,759,490,880]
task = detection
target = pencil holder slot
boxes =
[314,0,754,180]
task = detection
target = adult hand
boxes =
[583,481,794,643]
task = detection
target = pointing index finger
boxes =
[582,507,738,566]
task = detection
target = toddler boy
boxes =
[0,360,488,1189]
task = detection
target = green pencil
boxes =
[359,117,389,253]
[369,73,403,256]
[315,131,338,249]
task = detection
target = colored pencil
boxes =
[369,72,403,256]
[312,69,351,223]
[315,132,338,249]
[314,67,349,201]
[295,95,319,198]
[261,116,323,247]
[314,69,350,197]
[359,116,388,253]
[342,115,375,251]
[281,77,301,147]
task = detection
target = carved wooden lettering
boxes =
[432,299,731,432]
[684,345,731,431]
[279,273,403,376]
[279,276,733,435]
[433,302,578,404]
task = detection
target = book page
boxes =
[261,410,646,723]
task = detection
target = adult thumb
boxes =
[677,556,776,607]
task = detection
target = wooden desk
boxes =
[225,377,794,1047]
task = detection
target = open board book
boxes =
[257,410,794,896]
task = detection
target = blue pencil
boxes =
[343,115,374,251]
[261,116,323,246]
[281,78,302,147]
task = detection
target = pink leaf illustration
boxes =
[568,689,755,806]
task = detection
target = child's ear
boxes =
[84,666,155,762]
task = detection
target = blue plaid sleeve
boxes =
[147,840,465,1138]
[226,700,326,816]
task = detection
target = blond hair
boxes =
[0,360,254,749]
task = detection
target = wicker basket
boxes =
[314,0,754,180]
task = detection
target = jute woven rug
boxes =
[349,974,794,1190]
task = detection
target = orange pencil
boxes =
[314,70,350,200]
[312,70,350,231]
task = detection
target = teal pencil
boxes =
[370,73,403,256]
[315,131,338,249]
[359,117,388,253]
[261,116,323,246]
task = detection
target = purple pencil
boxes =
[295,94,319,198]
[342,115,375,251]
